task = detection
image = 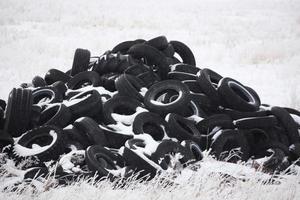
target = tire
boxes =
[73,117,108,147]
[289,143,300,161]
[85,145,125,179]
[234,115,278,129]
[146,36,169,50]
[132,112,169,141]
[51,81,68,98]
[196,68,222,105]
[63,126,90,149]
[166,113,203,145]
[32,86,63,105]
[181,140,203,163]
[167,71,197,81]
[0,130,14,151]
[136,71,160,88]
[271,106,300,144]
[189,93,216,112]
[0,99,6,110]
[128,44,169,80]
[115,74,145,101]
[71,48,91,76]
[67,71,101,90]
[100,72,119,92]
[170,63,200,74]
[102,95,143,124]
[151,140,193,170]
[66,89,102,120]
[162,43,175,57]
[259,148,286,173]
[98,124,133,149]
[124,64,149,76]
[180,99,207,118]
[182,80,203,93]
[24,167,49,180]
[218,108,270,120]
[32,76,47,88]
[111,39,145,54]
[196,114,234,134]
[210,129,250,162]
[144,80,190,116]
[169,40,196,66]
[13,125,65,162]
[243,129,270,154]
[44,68,71,85]
[38,104,72,128]
[4,88,33,137]
[218,77,261,111]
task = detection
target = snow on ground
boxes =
[0,0,300,199]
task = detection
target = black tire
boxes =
[170,63,200,74]
[32,76,47,88]
[32,86,63,105]
[210,129,250,162]
[182,140,203,163]
[144,80,190,116]
[218,108,270,120]
[189,93,216,112]
[111,39,145,54]
[166,113,203,145]
[196,114,234,134]
[136,71,160,88]
[146,36,169,50]
[132,112,169,141]
[63,126,90,149]
[167,71,197,81]
[151,140,193,170]
[289,143,300,161]
[169,40,196,66]
[196,68,222,105]
[4,88,33,137]
[218,77,261,111]
[0,130,14,151]
[115,74,145,101]
[13,125,65,162]
[51,81,68,97]
[38,104,72,128]
[182,80,203,93]
[98,124,133,149]
[128,44,169,80]
[67,71,101,90]
[73,117,108,147]
[271,106,300,144]
[102,95,143,125]
[259,148,286,172]
[44,68,71,85]
[100,72,119,92]
[66,89,102,120]
[0,99,6,110]
[180,99,207,118]
[234,115,278,129]
[71,48,91,76]
[243,128,271,154]
[124,64,149,76]
[85,145,125,179]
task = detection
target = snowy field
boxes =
[0,0,300,199]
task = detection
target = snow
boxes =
[111,106,148,126]
[0,0,300,199]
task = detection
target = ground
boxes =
[0,0,300,199]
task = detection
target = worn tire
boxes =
[71,48,91,76]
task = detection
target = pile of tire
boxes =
[0,36,299,184]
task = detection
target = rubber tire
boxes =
[210,129,250,161]
[162,43,175,57]
[217,77,261,112]
[38,104,72,128]
[32,86,63,105]
[132,112,169,141]
[169,40,196,66]
[167,71,197,81]
[115,74,145,101]
[102,95,143,125]
[67,71,101,90]
[146,36,169,50]
[44,68,71,85]
[111,39,145,54]
[196,114,234,134]
[218,108,270,120]
[234,115,278,129]
[182,140,203,163]
[196,68,222,105]
[4,88,33,137]
[144,80,190,116]
[73,117,108,147]
[71,48,91,76]
[0,130,14,150]
[32,76,47,88]
[170,63,200,74]
[136,71,160,88]
[14,125,65,162]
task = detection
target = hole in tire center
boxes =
[26,134,53,148]
[154,89,179,103]
[230,84,251,102]
[39,106,59,125]
[33,92,53,104]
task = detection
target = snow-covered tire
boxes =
[73,117,108,147]
[38,104,72,128]
[132,112,168,141]
[13,125,66,162]
[4,88,33,137]
[71,48,91,76]
[102,96,143,124]
[44,68,71,85]
[217,77,261,111]
[169,40,196,66]
[166,113,202,144]
[210,129,250,161]
[67,71,101,90]
[144,80,190,116]
[271,106,300,144]
[115,74,145,101]
[85,145,125,179]
[196,68,222,105]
